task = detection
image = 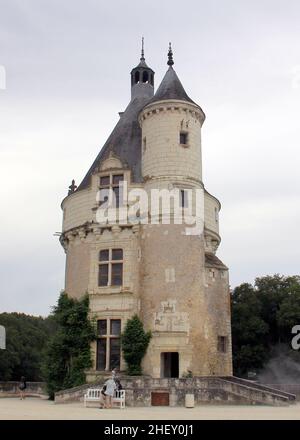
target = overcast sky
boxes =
[0,0,300,316]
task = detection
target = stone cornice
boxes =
[138,100,205,126]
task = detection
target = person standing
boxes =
[104,377,116,409]
[114,378,123,391]
[99,384,106,409]
[19,376,26,400]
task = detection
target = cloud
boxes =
[0,0,300,314]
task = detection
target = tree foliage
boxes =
[232,275,300,376]
[121,315,151,375]
[0,313,55,381]
[42,292,96,398]
[1,275,300,385]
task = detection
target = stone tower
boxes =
[60,44,232,379]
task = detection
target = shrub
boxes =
[121,315,151,375]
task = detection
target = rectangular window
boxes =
[97,319,107,336]
[112,174,124,185]
[218,336,227,353]
[179,189,188,208]
[113,174,123,208]
[98,249,123,287]
[112,186,120,208]
[180,132,188,145]
[96,319,122,371]
[111,263,123,286]
[100,176,110,187]
[99,174,124,208]
[112,249,123,260]
[99,188,109,207]
[96,338,106,370]
[99,249,109,261]
[109,338,121,370]
[98,264,109,286]
[110,319,121,335]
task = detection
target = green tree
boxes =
[255,275,300,344]
[231,283,269,375]
[277,288,300,340]
[121,315,151,375]
[0,313,54,381]
[231,275,300,377]
[42,292,96,399]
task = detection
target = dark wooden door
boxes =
[151,392,170,406]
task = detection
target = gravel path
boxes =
[0,398,300,420]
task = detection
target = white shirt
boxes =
[105,379,116,397]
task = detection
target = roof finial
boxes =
[68,179,77,195]
[141,37,145,61]
[167,42,174,66]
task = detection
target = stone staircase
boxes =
[55,376,296,406]
[220,376,296,403]
[214,376,296,406]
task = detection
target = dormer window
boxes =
[180,131,188,146]
[99,174,124,208]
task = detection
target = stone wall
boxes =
[140,101,204,182]
[0,381,47,398]
[54,376,293,406]
[264,384,300,400]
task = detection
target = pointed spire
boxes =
[141,37,145,61]
[130,38,155,99]
[167,42,174,67]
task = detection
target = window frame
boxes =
[99,173,124,208]
[96,318,121,371]
[179,189,189,208]
[217,336,228,353]
[179,131,189,146]
[98,248,124,287]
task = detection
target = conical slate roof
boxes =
[147,66,197,106]
[77,94,149,190]
[131,58,153,72]
[77,51,202,192]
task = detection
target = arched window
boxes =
[142,71,149,83]
[150,73,154,86]
[134,71,140,84]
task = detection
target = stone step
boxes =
[220,376,296,402]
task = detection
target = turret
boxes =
[130,38,155,100]
[139,43,205,184]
